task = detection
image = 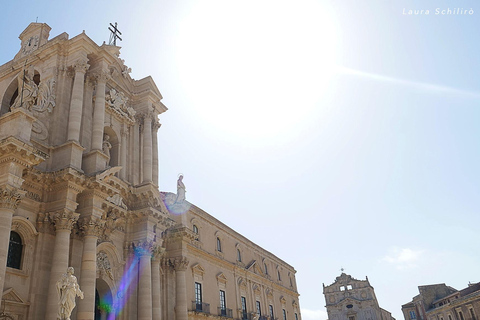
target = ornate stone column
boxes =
[45,209,80,320]
[91,70,109,151]
[0,188,23,309]
[173,257,189,320]
[67,59,89,142]
[152,122,160,186]
[151,247,164,320]
[76,217,104,320]
[120,127,127,180]
[142,113,153,183]
[136,241,153,320]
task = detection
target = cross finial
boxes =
[108,22,122,46]
[340,267,344,273]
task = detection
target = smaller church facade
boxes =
[323,273,395,320]
[0,22,301,320]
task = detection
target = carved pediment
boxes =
[216,272,227,285]
[191,263,205,276]
[2,288,27,304]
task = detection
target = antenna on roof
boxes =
[108,22,122,46]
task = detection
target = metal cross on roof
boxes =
[108,22,122,46]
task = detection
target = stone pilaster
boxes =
[0,187,24,309]
[151,247,164,320]
[142,113,153,183]
[135,241,154,320]
[120,127,127,180]
[44,209,80,320]
[67,59,89,141]
[152,122,160,186]
[77,217,104,320]
[91,70,109,151]
[173,257,189,320]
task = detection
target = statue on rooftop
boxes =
[175,174,186,203]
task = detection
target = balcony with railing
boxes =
[217,307,233,318]
[191,301,210,314]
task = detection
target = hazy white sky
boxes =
[1,1,479,319]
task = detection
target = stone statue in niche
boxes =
[175,174,186,203]
[56,267,84,320]
[102,134,112,158]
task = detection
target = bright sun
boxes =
[176,0,338,141]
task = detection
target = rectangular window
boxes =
[470,308,476,320]
[410,311,417,320]
[283,309,287,320]
[448,315,453,320]
[459,311,465,320]
[241,297,247,319]
[295,313,299,320]
[349,316,355,320]
[220,290,226,315]
[195,282,202,309]
[340,286,345,291]
[256,301,262,316]
[269,305,274,318]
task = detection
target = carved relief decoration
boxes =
[0,187,24,210]
[105,88,135,122]
[106,194,127,210]
[97,251,114,280]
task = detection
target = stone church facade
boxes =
[0,23,301,320]
[323,273,394,320]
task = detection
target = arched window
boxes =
[237,249,242,262]
[216,237,222,252]
[264,263,268,275]
[278,270,281,281]
[7,231,23,269]
[193,225,198,234]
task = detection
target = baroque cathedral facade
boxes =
[323,273,395,320]
[0,23,301,320]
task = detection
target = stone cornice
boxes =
[163,226,196,245]
[0,136,47,168]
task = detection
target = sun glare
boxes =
[176,0,338,141]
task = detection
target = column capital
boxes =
[73,59,89,73]
[151,246,165,261]
[170,257,189,271]
[79,216,105,237]
[0,187,25,210]
[49,209,79,231]
[133,239,155,257]
[93,69,110,84]
[152,121,161,132]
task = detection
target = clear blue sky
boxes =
[1,1,479,319]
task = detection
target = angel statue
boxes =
[12,68,38,110]
[11,69,55,113]
[56,267,84,320]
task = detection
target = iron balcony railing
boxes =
[217,307,233,317]
[191,301,210,314]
